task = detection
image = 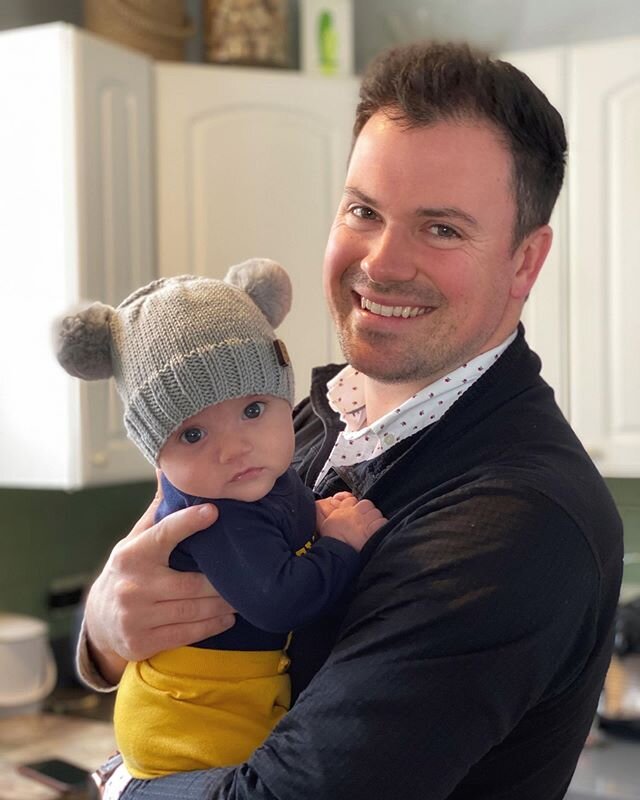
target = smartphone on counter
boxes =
[17,758,91,793]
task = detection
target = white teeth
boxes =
[361,296,425,318]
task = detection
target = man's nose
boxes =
[218,435,252,464]
[361,227,418,284]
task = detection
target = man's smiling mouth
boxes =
[360,296,428,318]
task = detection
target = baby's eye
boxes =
[243,401,265,419]
[180,427,205,444]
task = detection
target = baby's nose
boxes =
[218,435,252,464]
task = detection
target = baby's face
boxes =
[158,395,295,501]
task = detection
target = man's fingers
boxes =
[151,593,235,627]
[132,615,237,661]
[151,503,219,550]
[145,570,219,603]
[128,470,164,539]
[116,503,219,567]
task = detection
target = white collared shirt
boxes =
[313,330,517,491]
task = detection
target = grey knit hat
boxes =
[55,258,295,465]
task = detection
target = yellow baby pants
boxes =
[114,646,291,778]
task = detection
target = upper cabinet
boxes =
[1,24,639,485]
[154,64,359,400]
[502,46,570,416]
[567,38,640,476]
[0,24,155,488]
[507,36,640,476]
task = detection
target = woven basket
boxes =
[203,0,289,67]
[84,0,195,61]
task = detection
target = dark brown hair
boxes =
[355,42,567,248]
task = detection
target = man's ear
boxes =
[510,225,553,300]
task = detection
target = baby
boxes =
[56,258,386,782]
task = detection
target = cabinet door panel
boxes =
[156,65,358,399]
[0,25,154,488]
[76,31,155,485]
[502,46,570,416]
[569,37,640,475]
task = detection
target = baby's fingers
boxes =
[367,515,387,535]
[355,499,381,516]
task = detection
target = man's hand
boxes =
[84,475,236,683]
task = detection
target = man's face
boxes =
[323,113,550,388]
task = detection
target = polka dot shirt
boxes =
[313,330,517,491]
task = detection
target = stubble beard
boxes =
[335,314,458,385]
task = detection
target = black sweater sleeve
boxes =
[123,485,601,800]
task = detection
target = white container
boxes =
[0,614,57,717]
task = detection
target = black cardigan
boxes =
[125,326,623,800]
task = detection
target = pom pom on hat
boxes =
[224,258,292,329]
[55,302,114,380]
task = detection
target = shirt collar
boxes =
[314,330,517,490]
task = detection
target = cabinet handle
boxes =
[91,451,109,467]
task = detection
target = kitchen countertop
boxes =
[0,694,637,799]
[0,712,115,799]
[0,691,115,800]
[568,731,640,799]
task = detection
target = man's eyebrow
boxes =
[416,207,479,228]
[343,187,478,228]
[343,186,377,206]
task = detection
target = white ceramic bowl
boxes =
[0,613,57,717]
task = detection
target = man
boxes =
[80,42,623,799]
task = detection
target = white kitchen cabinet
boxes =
[506,37,640,476]
[0,24,155,488]
[567,37,640,477]
[155,64,359,400]
[503,46,571,416]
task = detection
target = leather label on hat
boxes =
[274,339,290,366]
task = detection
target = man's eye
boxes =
[180,427,204,444]
[243,401,265,419]
[429,223,460,239]
[350,205,377,221]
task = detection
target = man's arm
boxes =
[78,485,235,688]
[121,487,600,799]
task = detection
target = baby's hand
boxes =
[315,491,354,528]
[316,493,387,552]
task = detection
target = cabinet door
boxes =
[155,65,359,399]
[502,46,571,416]
[569,37,640,475]
[75,30,155,485]
[0,25,154,488]
[0,24,78,488]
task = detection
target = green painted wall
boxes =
[0,481,155,638]
[607,480,640,598]
[1,479,639,640]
